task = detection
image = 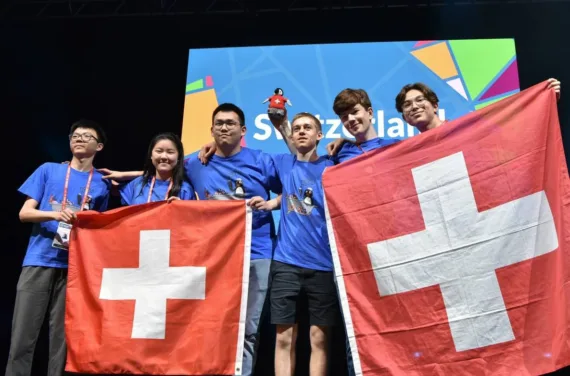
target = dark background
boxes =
[1,1,569,375]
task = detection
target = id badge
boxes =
[52,222,73,250]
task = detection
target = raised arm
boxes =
[269,110,296,155]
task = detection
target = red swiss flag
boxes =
[65,200,251,375]
[324,82,570,375]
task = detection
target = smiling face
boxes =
[401,89,439,131]
[69,127,103,158]
[151,139,179,175]
[290,114,323,153]
[338,103,374,139]
[333,88,377,142]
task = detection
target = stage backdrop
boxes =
[181,39,520,156]
[181,39,520,224]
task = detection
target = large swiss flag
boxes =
[65,200,252,375]
[324,82,570,375]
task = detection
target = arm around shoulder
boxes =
[98,168,143,182]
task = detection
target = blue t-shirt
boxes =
[184,147,282,259]
[18,162,111,268]
[272,154,335,271]
[119,176,196,206]
[333,137,399,164]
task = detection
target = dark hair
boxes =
[274,88,284,95]
[333,89,373,116]
[395,83,439,113]
[212,103,246,126]
[69,119,107,145]
[140,132,186,199]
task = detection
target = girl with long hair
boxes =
[119,132,195,205]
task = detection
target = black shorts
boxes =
[270,260,340,326]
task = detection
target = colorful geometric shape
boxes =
[186,79,204,93]
[479,60,519,101]
[449,39,516,100]
[474,94,512,110]
[205,75,214,87]
[411,42,458,80]
[414,40,437,48]
[446,77,468,100]
[181,88,218,154]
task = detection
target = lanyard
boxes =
[147,177,174,203]
[61,164,94,211]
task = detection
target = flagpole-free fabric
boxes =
[65,200,252,375]
[324,81,570,375]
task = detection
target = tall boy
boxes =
[6,119,111,376]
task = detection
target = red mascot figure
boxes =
[263,88,292,120]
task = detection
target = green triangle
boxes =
[186,79,204,93]
[449,39,516,100]
[474,93,514,110]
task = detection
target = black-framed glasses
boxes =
[213,120,240,129]
[69,133,99,142]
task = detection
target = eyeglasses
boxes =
[69,133,99,142]
[402,96,427,112]
[213,120,240,129]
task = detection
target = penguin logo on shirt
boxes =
[205,173,247,200]
[225,172,246,199]
[286,182,316,216]
[303,188,313,206]
[234,178,245,196]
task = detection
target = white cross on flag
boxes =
[65,200,252,375]
[323,81,570,375]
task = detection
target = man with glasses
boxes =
[6,119,111,376]
[395,79,561,132]
[185,103,283,376]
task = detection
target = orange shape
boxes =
[181,89,218,155]
[411,42,458,79]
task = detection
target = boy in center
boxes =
[250,112,339,376]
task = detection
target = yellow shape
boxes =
[181,89,219,155]
[411,42,458,79]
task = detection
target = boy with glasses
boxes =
[5,119,111,376]
[395,79,561,132]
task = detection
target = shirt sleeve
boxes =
[118,179,136,206]
[180,181,197,201]
[260,152,283,195]
[97,189,111,211]
[383,138,401,148]
[18,163,49,202]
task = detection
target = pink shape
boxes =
[205,75,214,87]
[413,40,436,48]
[240,137,246,147]
[479,60,519,100]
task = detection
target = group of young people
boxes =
[6,79,561,376]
